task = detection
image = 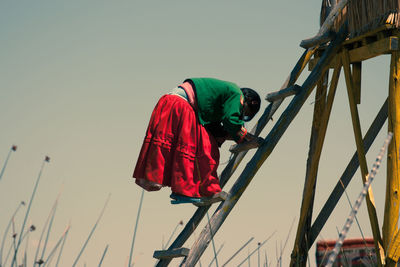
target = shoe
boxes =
[170,193,203,204]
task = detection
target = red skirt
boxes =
[133,94,222,197]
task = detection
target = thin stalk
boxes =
[277,217,296,265]
[339,179,374,265]
[4,225,34,266]
[0,145,17,182]
[98,244,109,267]
[34,199,59,266]
[207,243,224,267]
[326,133,392,266]
[42,225,70,267]
[221,237,254,267]
[206,211,219,267]
[23,251,27,267]
[128,189,144,267]
[72,193,111,267]
[34,186,63,266]
[257,242,261,267]
[335,227,350,267]
[317,235,330,267]
[264,250,268,267]
[3,240,14,266]
[237,232,276,267]
[11,218,17,267]
[23,233,28,267]
[23,222,35,267]
[39,195,61,264]
[11,157,49,267]
[54,223,70,267]
[0,201,25,266]
[247,248,250,267]
[163,220,183,250]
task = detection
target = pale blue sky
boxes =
[0,1,393,266]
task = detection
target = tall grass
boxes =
[236,231,276,267]
[221,237,254,267]
[11,156,50,267]
[33,189,62,266]
[97,244,109,267]
[42,224,70,267]
[72,193,111,267]
[0,145,17,182]
[0,201,25,266]
[128,188,144,267]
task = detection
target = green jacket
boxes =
[185,78,247,143]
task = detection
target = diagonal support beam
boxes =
[342,48,385,266]
[309,98,388,246]
[184,24,348,267]
[299,73,328,266]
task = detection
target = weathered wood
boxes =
[183,24,348,267]
[296,73,328,267]
[309,98,388,247]
[388,229,400,262]
[300,0,348,48]
[342,24,396,45]
[349,36,399,62]
[309,36,400,70]
[265,84,302,102]
[193,192,229,207]
[153,248,189,259]
[352,62,362,104]
[342,48,385,266]
[292,60,341,266]
[229,136,264,153]
[383,52,400,266]
[154,42,317,267]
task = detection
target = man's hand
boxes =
[229,133,264,153]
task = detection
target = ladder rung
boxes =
[193,191,229,207]
[265,84,302,102]
[229,137,264,154]
[153,247,189,259]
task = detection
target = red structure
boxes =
[316,238,377,266]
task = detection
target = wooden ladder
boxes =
[153,22,348,267]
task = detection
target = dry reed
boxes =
[321,0,400,37]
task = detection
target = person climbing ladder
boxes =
[133,77,262,202]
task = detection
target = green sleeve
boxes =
[222,92,247,143]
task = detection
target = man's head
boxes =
[240,87,261,122]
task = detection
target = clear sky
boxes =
[0,0,393,266]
